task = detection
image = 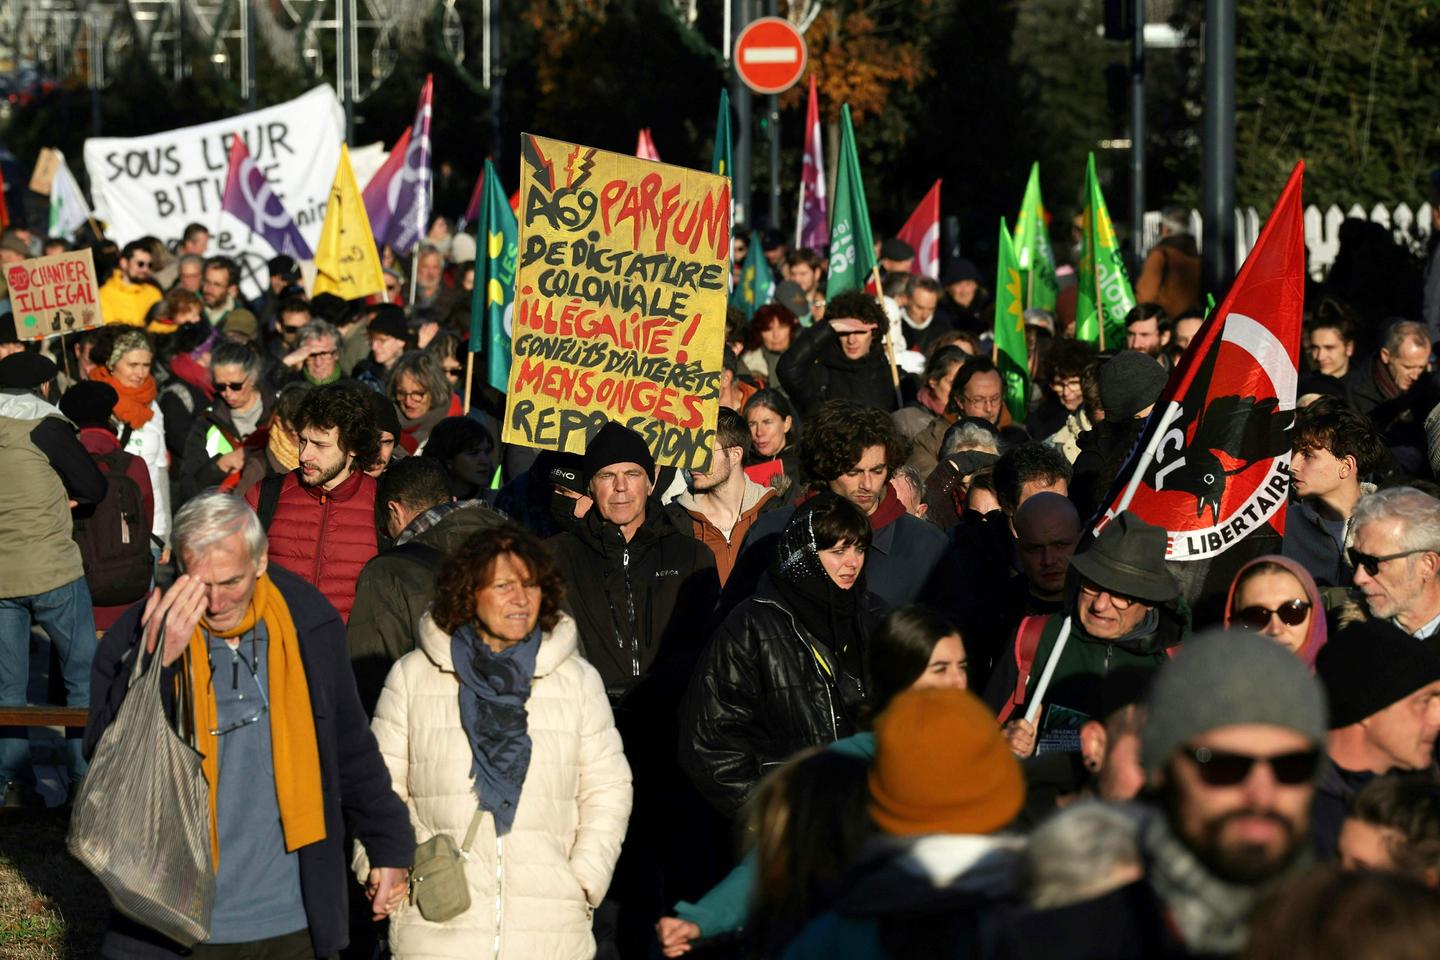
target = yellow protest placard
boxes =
[501,134,731,471]
[5,248,102,340]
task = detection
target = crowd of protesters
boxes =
[3,191,1440,960]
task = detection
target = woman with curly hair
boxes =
[364,522,633,959]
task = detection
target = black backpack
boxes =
[74,448,155,606]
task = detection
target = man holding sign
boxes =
[985,512,1189,757]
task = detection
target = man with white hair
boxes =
[1347,485,1440,642]
[85,493,414,957]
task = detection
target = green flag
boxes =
[711,89,732,177]
[826,105,876,297]
[1012,162,1057,312]
[994,217,1030,425]
[469,158,519,391]
[729,230,774,319]
[1075,153,1136,349]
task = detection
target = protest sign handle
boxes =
[1023,615,1072,728]
[463,350,475,416]
[408,250,419,307]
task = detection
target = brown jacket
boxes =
[1135,234,1202,319]
[672,477,777,585]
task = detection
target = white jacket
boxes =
[121,400,170,544]
[365,611,632,960]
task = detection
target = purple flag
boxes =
[363,125,411,248]
[221,137,312,260]
[381,75,433,256]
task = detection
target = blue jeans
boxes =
[0,576,97,785]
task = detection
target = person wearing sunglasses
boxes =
[178,341,276,501]
[1312,620,1440,860]
[1224,555,1327,666]
[1004,631,1328,958]
[1347,486,1440,639]
[988,512,1187,759]
[1282,398,1385,588]
[97,239,163,328]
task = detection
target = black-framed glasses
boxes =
[1181,745,1321,787]
[1078,578,1139,610]
[1347,547,1427,577]
[282,323,308,334]
[208,646,270,737]
[1232,599,1312,631]
[213,380,249,393]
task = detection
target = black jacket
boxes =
[346,502,506,714]
[84,567,414,959]
[777,322,898,417]
[548,503,720,710]
[1070,418,1147,523]
[176,390,276,501]
[678,587,883,815]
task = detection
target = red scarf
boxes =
[869,484,907,530]
[90,365,157,429]
[169,353,215,402]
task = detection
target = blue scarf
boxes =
[451,623,542,836]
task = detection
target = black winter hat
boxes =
[582,421,655,486]
[941,259,981,286]
[368,304,409,342]
[309,292,351,325]
[1316,621,1440,728]
[0,351,57,389]
[1099,350,1169,421]
[60,381,119,428]
[363,386,402,438]
[880,237,915,262]
[0,311,18,345]
[267,255,301,282]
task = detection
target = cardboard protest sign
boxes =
[502,134,731,471]
[5,249,102,340]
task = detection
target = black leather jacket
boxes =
[678,587,884,816]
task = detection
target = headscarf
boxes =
[90,328,157,429]
[1223,554,1328,667]
[451,622,542,837]
[770,492,868,681]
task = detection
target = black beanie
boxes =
[582,421,656,486]
[1316,621,1440,728]
[60,381,120,428]
[1099,350,1169,421]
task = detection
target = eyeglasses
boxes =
[1078,579,1139,610]
[1181,745,1321,787]
[208,646,270,737]
[394,389,429,402]
[130,259,152,269]
[1232,599,1311,631]
[282,323,308,333]
[213,380,250,393]
[1347,547,1428,577]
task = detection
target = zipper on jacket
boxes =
[622,547,639,678]
[758,598,842,740]
[493,834,504,960]
[312,491,331,585]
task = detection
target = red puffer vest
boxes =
[245,469,378,621]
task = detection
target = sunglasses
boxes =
[1182,745,1322,787]
[443,365,463,377]
[1347,547,1427,577]
[283,323,308,333]
[1232,599,1311,631]
[213,380,249,393]
[1078,579,1139,610]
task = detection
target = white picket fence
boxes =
[1142,203,1434,279]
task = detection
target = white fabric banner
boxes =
[84,85,344,290]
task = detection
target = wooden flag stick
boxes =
[869,264,903,409]
[463,350,476,416]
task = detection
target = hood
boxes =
[832,834,1026,917]
[1222,554,1327,666]
[418,609,579,679]
[0,391,68,425]
[672,474,774,515]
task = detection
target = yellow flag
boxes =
[312,144,386,300]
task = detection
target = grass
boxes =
[0,811,107,959]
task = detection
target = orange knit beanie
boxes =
[868,688,1025,836]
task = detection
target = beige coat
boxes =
[364,611,632,960]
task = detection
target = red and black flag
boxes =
[1092,161,1306,615]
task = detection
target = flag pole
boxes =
[463,350,475,416]
[869,263,903,408]
[795,182,804,249]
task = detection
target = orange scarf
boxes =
[90,365,157,429]
[185,574,326,866]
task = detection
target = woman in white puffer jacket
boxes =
[363,523,632,960]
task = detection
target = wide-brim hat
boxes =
[1069,511,1179,604]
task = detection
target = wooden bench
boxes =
[0,706,89,728]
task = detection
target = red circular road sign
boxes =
[734,17,807,95]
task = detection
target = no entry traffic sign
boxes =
[735,18,807,95]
